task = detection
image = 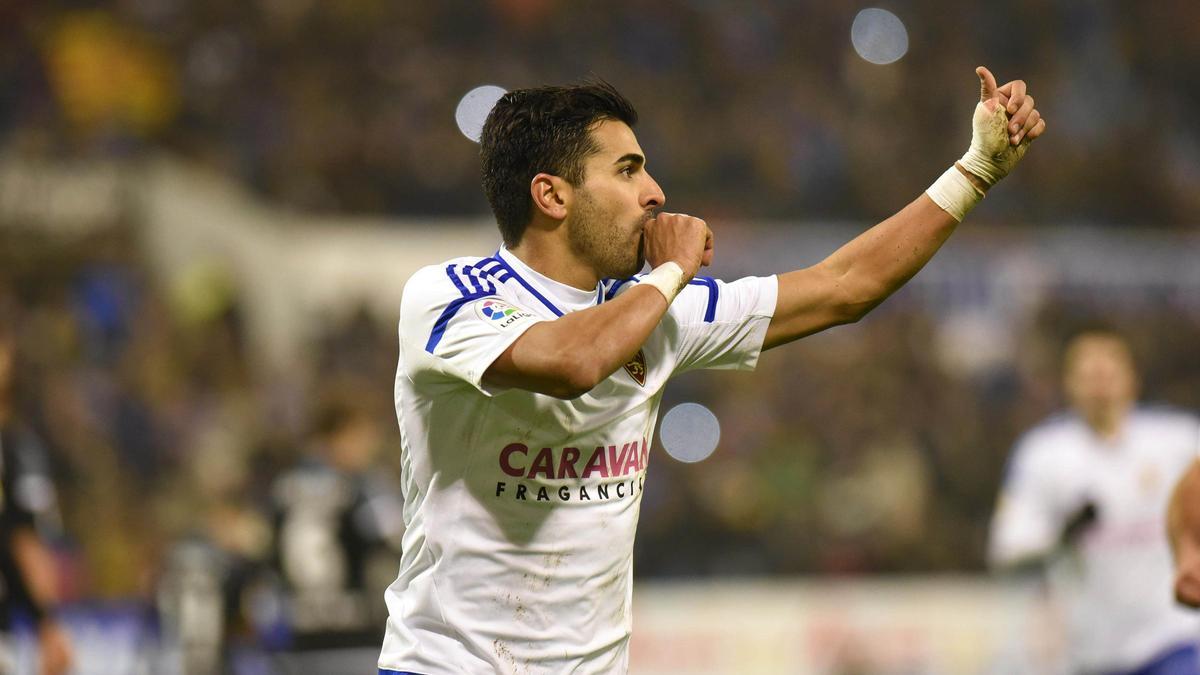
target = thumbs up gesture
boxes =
[958,66,1046,187]
[978,66,1045,145]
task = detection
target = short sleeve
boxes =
[987,435,1066,568]
[667,275,778,373]
[399,264,547,395]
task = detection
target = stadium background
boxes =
[2,1,1199,673]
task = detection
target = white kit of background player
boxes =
[989,333,1200,674]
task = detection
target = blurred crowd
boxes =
[3,0,1200,226]
[1,226,404,662]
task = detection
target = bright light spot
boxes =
[455,85,507,143]
[851,8,909,65]
[660,403,721,463]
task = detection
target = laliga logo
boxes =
[476,299,531,330]
[480,300,517,321]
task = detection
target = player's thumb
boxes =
[976,66,998,102]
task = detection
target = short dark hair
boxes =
[480,81,638,246]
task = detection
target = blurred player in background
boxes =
[0,310,72,675]
[1168,460,1200,608]
[989,329,1200,674]
[385,68,1044,674]
[269,389,403,656]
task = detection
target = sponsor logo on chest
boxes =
[493,438,650,503]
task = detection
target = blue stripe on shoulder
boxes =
[493,256,563,317]
[476,257,513,284]
[445,264,470,297]
[477,258,503,275]
[458,264,488,295]
[689,276,719,322]
[379,670,425,675]
[467,264,502,295]
[425,290,492,353]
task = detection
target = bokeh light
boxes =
[455,85,507,143]
[660,402,721,463]
[851,8,909,65]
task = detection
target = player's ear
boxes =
[530,173,570,221]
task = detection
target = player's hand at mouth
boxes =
[642,212,713,283]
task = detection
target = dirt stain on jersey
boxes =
[493,638,524,673]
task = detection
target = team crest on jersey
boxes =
[623,350,646,386]
[475,299,532,331]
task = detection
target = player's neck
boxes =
[508,236,600,292]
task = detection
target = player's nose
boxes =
[642,172,665,209]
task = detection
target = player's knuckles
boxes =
[1027,118,1047,141]
[659,212,694,232]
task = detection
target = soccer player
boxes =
[269,390,403,652]
[383,67,1045,674]
[989,330,1200,675]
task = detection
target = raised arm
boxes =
[764,67,1046,350]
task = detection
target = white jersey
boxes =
[989,408,1200,673]
[381,246,777,674]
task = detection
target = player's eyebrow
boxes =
[613,153,645,168]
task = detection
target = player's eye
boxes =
[619,165,635,177]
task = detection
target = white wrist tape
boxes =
[928,100,1033,222]
[640,261,685,303]
[958,101,1030,187]
[926,166,984,222]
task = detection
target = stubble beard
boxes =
[567,189,645,279]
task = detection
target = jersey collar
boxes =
[496,246,604,315]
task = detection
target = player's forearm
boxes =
[766,194,959,347]
[485,284,669,398]
[820,193,961,313]
[11,528,61,615]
